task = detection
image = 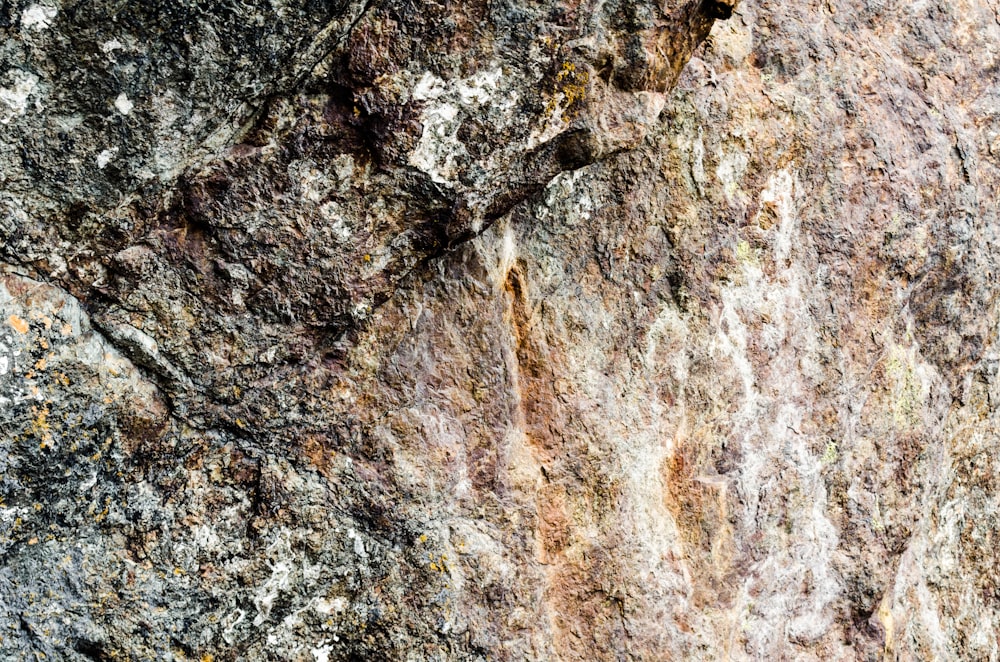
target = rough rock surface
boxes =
[1,0,999,659]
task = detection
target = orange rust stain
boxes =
[8,315,28,334]
[301,434,333,478]
[662,431,738,610]
[29,311,53,329]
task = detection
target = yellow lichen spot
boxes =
[30,405,52,446]
[27,537,38,545]
[173,567,185,576]
[877,592,895,655]
[363,254,371,262]
[235,418,246,429]
[201,655,214,662]
[418,534,427,543]
[427,553,449,574]
[735,240,756,265]
[547,61,590,122]
[8,315,28,334]
[232,385,241,399]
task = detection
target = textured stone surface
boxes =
[2,0,1000,659]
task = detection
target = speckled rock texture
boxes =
[1,0,999,659]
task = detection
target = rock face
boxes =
[1,0,999,659]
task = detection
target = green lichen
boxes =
[821,441,838,464]
[886,343,924,429]
[735,239,758,266]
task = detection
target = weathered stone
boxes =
[2,0,1000,659]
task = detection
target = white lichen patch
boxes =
[539,168,591,227]
[148,89,197,180]
[408,67,509,186]
[706,167,843,651]
[478,222,518,291]
[114,92,134,115]
[456,68,502,104]
[314,596,347,616]
[100,38,125,55]
[253,530,295,626]
[20,4,57,31]
[692,130,707,192]
[346,527,368,558]
[758,168,799,264]
[713,277,760,416]
[288,159,337,203]
[311,642,334,662]
[96,147,119,169]
[0,331,20,382]
[677,128,707,195]
[716,146,749,204]
[879,441,974,661]
[412,72,447,101]
[0,505,28,523]
[644,303,691,382]
[0,71,40,124]
[221,608,246,645]
[409,96,461,185]
[193,523,221,550]
[329,153,355,188]
[321,205,354,242]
